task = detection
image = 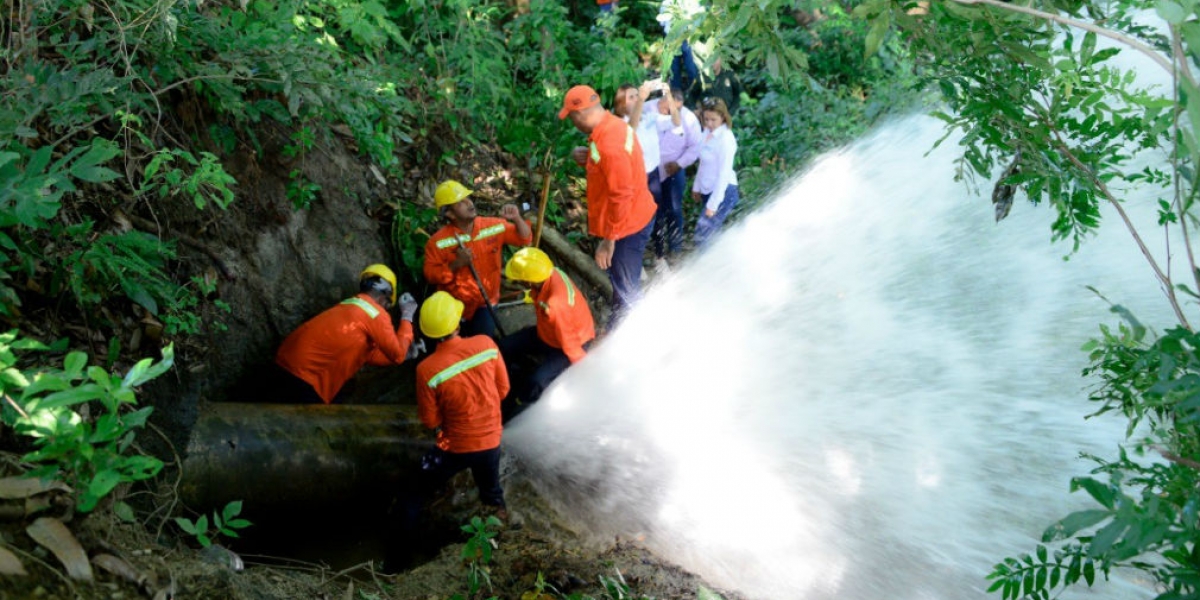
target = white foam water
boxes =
[504,114,1169,600]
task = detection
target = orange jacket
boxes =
[424,217,531,319]
[416,335,509,453]
[534,269,595,364]
[275,294,413,404]
[585,112,657,240]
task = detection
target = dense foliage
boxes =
[1,0,918,595]
[853,0,1200,597]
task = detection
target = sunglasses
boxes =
[701,97,721,108]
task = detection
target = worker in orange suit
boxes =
[498,247,595,421]
[412,291,510,519]
[559,84,657,328]
[424,179,531,339]
[274,264,417,404]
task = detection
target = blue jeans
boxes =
[653,169,686,257]
[693,185,739,250]
[609,219,653,327]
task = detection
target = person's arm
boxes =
[416,368,442,430]
[423,237,455,286]
[676,110,703,169]
[630,81,657,130]
[491,340,510,401]
[705,129,738,215]
[499,205,532,244]
[730,72,744,113]
[557,309,589,364]
[364,312,413,365]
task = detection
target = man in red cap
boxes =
[558,84,657,327]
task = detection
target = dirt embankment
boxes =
[1,121,740,599]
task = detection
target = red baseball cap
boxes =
[558,85,601,119]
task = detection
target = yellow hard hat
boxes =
[434,180,472,210]
[505,247,554,284]
[419,291,464,338]
[360,264,397,304]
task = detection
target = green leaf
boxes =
[1069,477,1115,509]
[63,352,88,378]
[122,344,175,388]
[175,517,198,535]
[113,501,136,523]
[69,140,121,183]
[84,469,122,508]
[1043,509,1111,541]
[35,384,106,409]
[1156,0,1187,24]
[222,500,243,522]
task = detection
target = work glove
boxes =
[406,338,426,361]
[398,292,418,322]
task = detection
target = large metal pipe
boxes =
[180,403,433,516]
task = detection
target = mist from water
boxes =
[504,114,1169,600]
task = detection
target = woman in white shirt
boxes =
[690,97,739,250]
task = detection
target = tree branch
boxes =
[949,0,1185,85]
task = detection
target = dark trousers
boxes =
[395,446,505,530]
[498,327,577,421]
[417,446,505,507]
[387,445,504,570]
[272,364,326,404]
[461,305,497,339]
[609,219,652,328]
[670,40,698,93]
[653,169,686,257]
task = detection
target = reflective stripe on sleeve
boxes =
[555,268,577,306]
[435,234,473,249]
[426,349,499,389]
[474,223,506,240]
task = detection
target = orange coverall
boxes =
[424,217,531,320]
[585,112,657,241]
[533,269,595,364]
[275,294,413,403]
[415,335,510,453]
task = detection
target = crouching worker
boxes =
[412,291,509,521]
[498,248,595,421]
[274,264,416,404]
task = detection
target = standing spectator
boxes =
[413,291,510,519]
[424,179,531,339]
[658,0,703,94]
[559,84,657,327]
[691,97,740,250]
[699,57,744,115]
[614,82,663,261]
[654,87,703,268]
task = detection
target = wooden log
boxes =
[537,225,613,300]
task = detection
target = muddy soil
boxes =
[0,449,744,600]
